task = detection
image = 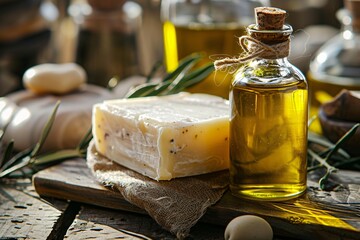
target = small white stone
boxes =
[23,63,86,95]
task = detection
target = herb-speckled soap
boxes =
[92,92,229,180]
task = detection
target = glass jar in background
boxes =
[69,0,144,87]
[308,0,360,118]
[0,0,57,95]
[134,0,164,75]
[161,0,268,99]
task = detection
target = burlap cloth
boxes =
[86,141,229,239]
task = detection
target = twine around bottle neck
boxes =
[214,28,291,71]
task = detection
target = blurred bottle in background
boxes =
[161,0,268,99]
[308,0,360,118]
[0,0,349,97]
[135,0,163,76]
[0,0,57,96]
[270,0,343,75]
[69,0,144,87]
[270,0,343,30]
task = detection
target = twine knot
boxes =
[214,36,290,71]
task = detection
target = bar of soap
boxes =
[23,63,86,95]
[92,92,230,180]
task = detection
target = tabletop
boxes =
[1,158,360,240]
[0,177,227,239]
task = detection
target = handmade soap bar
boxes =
[92,92,229,180]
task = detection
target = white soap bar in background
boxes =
[93,92,230,180]
[23,63,86,95]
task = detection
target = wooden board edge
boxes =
[32,174,145,214]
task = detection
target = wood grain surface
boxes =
[33,158,360,240]
[0,179,67,239]
[0,178,226,239]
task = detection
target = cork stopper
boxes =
[249,7,290,44]
[345,0,360,32]
[255,7,287,30]
[213,7,291,68]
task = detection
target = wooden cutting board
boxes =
[33,158,360,240]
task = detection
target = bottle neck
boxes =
[246,24,292,60]
[213,24,292,72]
[249,57,290,66]
[238,56,301,85]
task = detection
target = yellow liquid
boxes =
[230,80,308,201]
[163,21,245,98]
[307,71,360,133]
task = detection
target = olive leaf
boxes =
[307,122,360,190]
[162,53,203,82]
[125,82,160,98]
[0,140,14,169]
[77,127,93,153]
[31,101,61,157]
[145,61,163,83]
[166,63,214,94]
[125,53,204,98]
[0,101,61,178]
[0,148,32,174]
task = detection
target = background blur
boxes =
[0,0,344,96]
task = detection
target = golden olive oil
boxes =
[229,80,308,201]
[163,21,245,98]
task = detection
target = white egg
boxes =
[224,215,273,240]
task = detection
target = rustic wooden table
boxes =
[1,158,360,240]
[0,177,227,239]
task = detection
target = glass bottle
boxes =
[69,0,143,87]
[0,0,56,95]
[308,0,360,118]
[228,7,308,201]
[161,0,268,99]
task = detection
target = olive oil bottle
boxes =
[227,7,308,201]
[163,21,244,98]
[163,21,244,73]
[161,0,266,98]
